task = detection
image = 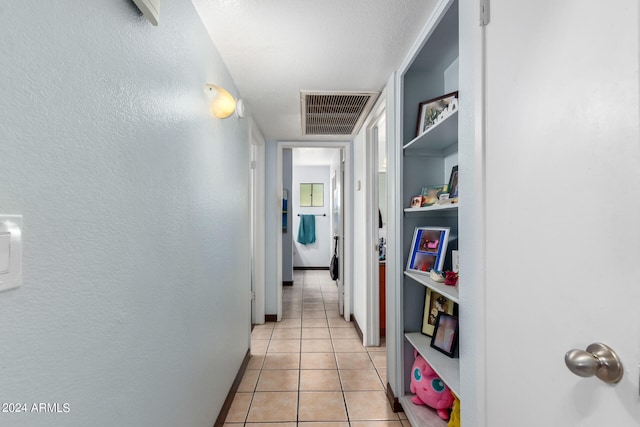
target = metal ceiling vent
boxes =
[301,91,379,136]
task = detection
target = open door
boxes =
[482,1,640,425]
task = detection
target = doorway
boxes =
[365,108,387,346]
[276,141,352,322]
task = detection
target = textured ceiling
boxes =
[192,0,438,142]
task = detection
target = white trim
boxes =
[364,102,387,347]
[387,67,404,404]
[459,0,487,424]
[276,140,352,323]
[250,120,266,325]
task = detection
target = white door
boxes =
[484,1,640,425]
[332,154,345,316]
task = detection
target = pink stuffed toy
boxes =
[410,350,454,420]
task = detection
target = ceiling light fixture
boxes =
[204,84,245,119]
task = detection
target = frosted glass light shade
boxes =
[204,84,236,119]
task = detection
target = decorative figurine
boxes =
[410,350,455,420]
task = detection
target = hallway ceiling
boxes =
[192,0,438,142]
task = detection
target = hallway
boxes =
[224,270,410,426]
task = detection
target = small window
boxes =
[299,183,324,207]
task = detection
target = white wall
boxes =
[292,165,331,267]
[0,1,251,426]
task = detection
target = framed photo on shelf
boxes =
[447,165,459,200]
[406,226,450,274]
[421,185,446,207]
[410,195,423,208]
[421,288,455,336]
[416,91,459,137]
[430,312,458,358]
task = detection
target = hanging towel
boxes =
[297,214,316,245]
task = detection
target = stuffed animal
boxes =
[448,394,460,427]
[410,350,455,420]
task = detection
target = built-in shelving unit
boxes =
[403,204,458,215]
[402,110,458,155]
[399,395,449,427]
[389,0,461,424]
[405,332,460,395]
[404,271,459,303]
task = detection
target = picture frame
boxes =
[416,91,459,137]
[447,165,459,200]
[430,312,458,358]
[406,226,450,274]
[410,195,423,208]
[421,185,446,207]
[421,288,455,336]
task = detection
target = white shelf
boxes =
[399,395,448,427]
[403,110,458,155]
[405,332,460,397]
[404,203,458,215]
[404,271,459,303]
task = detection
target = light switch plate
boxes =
[0,233,10,274]
[0,215,23,293]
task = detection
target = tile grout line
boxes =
[247,270,374,426]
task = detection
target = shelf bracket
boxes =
[480,0,490,26]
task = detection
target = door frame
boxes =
[250,121,266,325]
[276,141,352,322]
[364,105,387,346]
[458,0,487,423]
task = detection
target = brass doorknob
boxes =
[564,342,623,384]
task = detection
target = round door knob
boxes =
[564,342,623,384]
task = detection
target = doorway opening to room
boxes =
[276,142,352,323]
[364,110,387,347]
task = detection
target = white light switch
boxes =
[0,215,22,293]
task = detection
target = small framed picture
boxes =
[410,195,423,208]
[430,312,458,358]
[447,166,459,200]
[421,185,446,207]
[421,288,455,336]
[416,91,459,137]
[406,226,450,274]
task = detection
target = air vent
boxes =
[301,91,379,136]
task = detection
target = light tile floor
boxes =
[224,270,411,427]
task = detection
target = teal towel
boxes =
[297,215,316,245]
